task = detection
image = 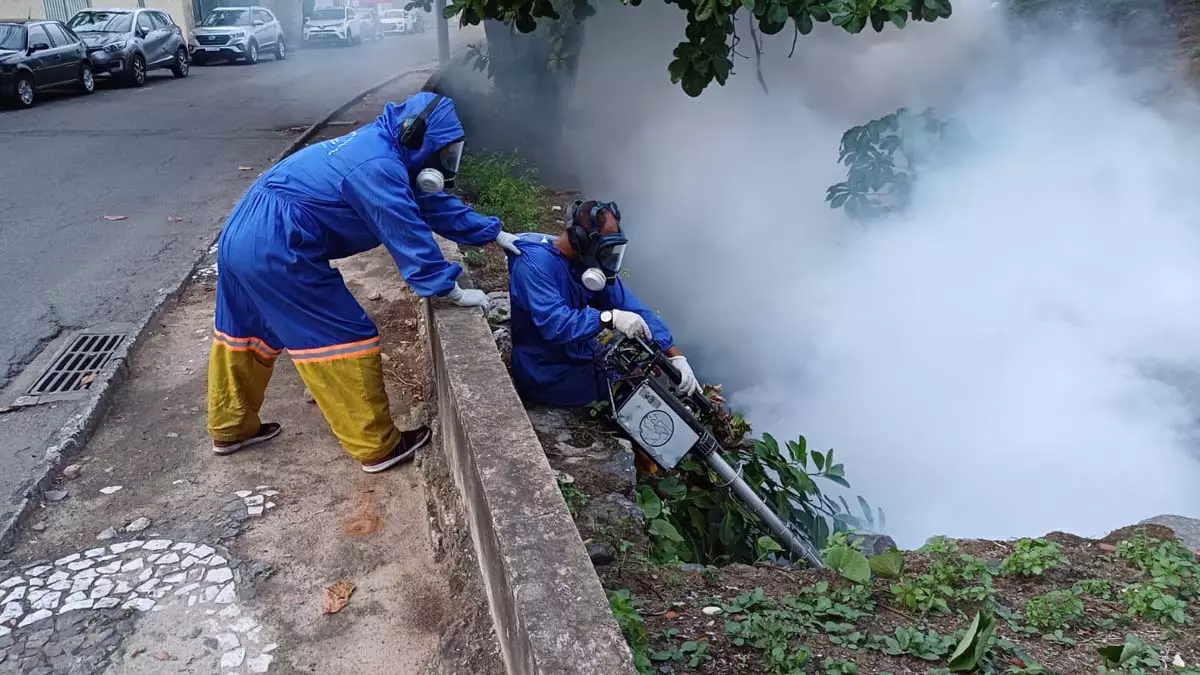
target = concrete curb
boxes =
[427,239,637,675]
[0,61,443,555]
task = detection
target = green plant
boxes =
[454,152,544,232]
[1121,583,1190,625]
[823,532,871,584]
[889,538,993,616]
[1117,533,1200,599]
[1023,590,1084,633]
[585,400,610,419]
[650,638,712,667]
[879,626,953,661]
[608,589,652,674]
[556,472,588,516]
[822,657,859,674]
[461,248,488,268]
[947,611,996,672]
[1072,578,1113,599]
[1096,634,1163,674]
[999,538,1068,577]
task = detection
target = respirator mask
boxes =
[399,93,463,194]
[566,200,628,292]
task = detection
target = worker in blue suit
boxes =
[506,199,700,407]
[207,92,521,474]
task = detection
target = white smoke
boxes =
[569,0,1200,546]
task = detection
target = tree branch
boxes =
[748,17,769,95]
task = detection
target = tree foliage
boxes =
[409,0,953,96]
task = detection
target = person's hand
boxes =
[442,283,490,309]
[668,355,700,395]
[610,309,651,340]
[495,231,522,256]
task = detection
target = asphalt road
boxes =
[0,26,479,527]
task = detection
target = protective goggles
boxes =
[594,236,627,276]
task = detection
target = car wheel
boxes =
[78,62,96,95]
[244,40,259,64]
[126,53,146,87]
[274,37,286,60]
[171,47,190,78]
[14,73,35,108]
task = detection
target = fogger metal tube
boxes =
[701,450,825,569]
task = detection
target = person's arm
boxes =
[339,159,461,298]
[414,192,501,247]
[595,278,675,353]
[511,258,603,361]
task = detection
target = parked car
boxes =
[358,6,383,41]
[66,8,189,87]
[191,6,285,65]
[380,8,422,35]
[0,18,95,109]
[303,6,360,46]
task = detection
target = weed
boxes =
[1117,533,1200,599]
[555,472,587,516]
[822,657,860,674]
[890,538,993,615]
[608,589,652,674]
[461,248,488,268]
[1072,578,1113,599]
[650,638,712,668]
[1121,583,1190,625]
[1096,633,1163,674]
[1023,589,1084,633]
[1000,538,1069,577]
[454,152,544,232]
[878,626,954,660]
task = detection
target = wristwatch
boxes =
[600,310,614,330]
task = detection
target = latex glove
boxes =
[668,355,700,395]
[495,231,522,256]
[610,309,651,340]
[442,283,490,309]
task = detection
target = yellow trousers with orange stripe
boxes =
[206,218,404,465]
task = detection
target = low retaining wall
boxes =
[425,238,637,675]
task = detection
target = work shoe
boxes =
[361,426,431,474]
[211,423,283,456]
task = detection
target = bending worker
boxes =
[507,199,700,407]
[207,92,520,474]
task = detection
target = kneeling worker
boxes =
[207,92,521,473]
[507,199,699,407]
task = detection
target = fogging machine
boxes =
[595,331,824,568]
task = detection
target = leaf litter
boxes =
[322,579,355,614]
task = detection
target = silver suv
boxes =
[191,6,285,65]
[67,8,190,86]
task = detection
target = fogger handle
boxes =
[637,337,718,415]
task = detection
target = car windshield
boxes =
[203,9,249,26]
[0,24,23,50]
[309,8,344,20]
[382,10,405,18]
[67,11,133,33]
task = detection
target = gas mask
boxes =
[566,200,628,292]
[414,138,463,194]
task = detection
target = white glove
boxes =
[442,283,490,309]
[495,231,522,256]
[668,355,700,395]
[610,309,651,340]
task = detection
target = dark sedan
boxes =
[0,18,95,109]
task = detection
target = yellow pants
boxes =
[207,332,403,464]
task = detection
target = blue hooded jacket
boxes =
[508,236,675,407]
[242,92,500,297]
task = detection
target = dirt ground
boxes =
[0,74,457,675]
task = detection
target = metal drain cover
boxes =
[6,327,133,407]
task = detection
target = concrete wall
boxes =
[1,0,45,19]
[427,237,637,675]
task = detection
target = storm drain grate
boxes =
[26,332,127,397]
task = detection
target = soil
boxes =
[601,526,1200,675]
[458,188,579,294]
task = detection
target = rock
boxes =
[98,486,122,495]
[366,290,383,301]
[31,523,45,532]
[43,491,67,503]
[304,389,316,404]
[1139,514,1200,551]
[578,494,647,545]
[599,447,637,494]
[676,563,707,573]
[587,543,615,566]
[61,465,82,481]
[701,606,722,615]
[96,528,117,542]
[486,292,511,324]
[123,518,151,533]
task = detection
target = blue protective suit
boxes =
[209,93,500,464]
[507,236,675,407]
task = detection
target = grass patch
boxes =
[455,152,545,232]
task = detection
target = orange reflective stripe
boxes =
[288,336,380,357]
[289,338,382,364]
[212,330,281,360]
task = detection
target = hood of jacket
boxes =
[375,92,465,170]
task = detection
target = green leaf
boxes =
[869,548,905,579]
[811,449,825,471]
[649,518,685,542]
[947,612,996,672]
[796,10,814,34]
[636,485,662,519]
[889,10,907,28]
[756,535,785,558]
[740,0,754,9]
[824,546,872,584]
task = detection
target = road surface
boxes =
[0,26,479,535]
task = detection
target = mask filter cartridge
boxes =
[415,168,445,194]
[580,268,607,292]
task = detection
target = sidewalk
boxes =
[0,74,449,675]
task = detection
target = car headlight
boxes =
[103,41,127,53]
